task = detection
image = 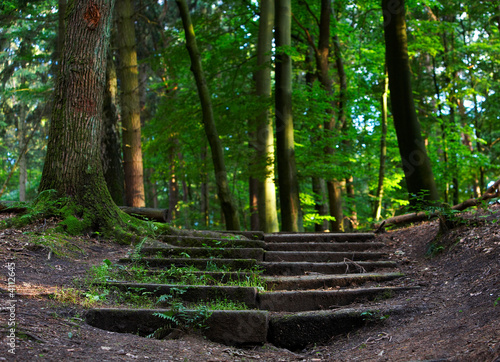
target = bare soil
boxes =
[1,206,499,361]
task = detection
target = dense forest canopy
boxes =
[1,0,499,232]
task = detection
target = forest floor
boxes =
[0,205,499,361]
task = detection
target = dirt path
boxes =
[1,208,499,361]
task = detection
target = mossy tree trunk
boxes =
[382,0,439,203]
[39,0,122,232]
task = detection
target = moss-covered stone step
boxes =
[258,286,417,312]
[262,272,404,291]
[265,242,385,252]
[264,251,386,263]
[218,230,265,240]
[139,247,265,261]
[159,235,265,249]
[118,257,258,271]
[86,308,269,346]
[260,260,398,276]
[85,306,405,349]
[263,232,375,243]
[104,281,259,308]
[143,270,256,285]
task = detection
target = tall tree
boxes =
[275,0,301,231]
[253,0,279,233]
[176,0,240,231]
[39,0,122,232]
[374,67,389,220]
[116,0,146,207]
[382,0,439,203]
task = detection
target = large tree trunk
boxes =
[39,0,122,231]
[254,0,279,233]
[382,0,439,203]
[116,0,146,207]
[275,0,301,232]
[176,0,240,231]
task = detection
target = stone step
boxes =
[260,260,398,275]
[118,257,258,271]
[139,247,265,261]
[159,235,266,249]
[264,232,375,243]
[218,230,265,240]
[86,306,406,348]
[262,272,403,291]
[264,251,386,263]
[265,242,385,252]
[104,281,259,308]
[86,308,268,346]
[269,306,407,350]
[258,286,416,312]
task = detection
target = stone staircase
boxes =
[86,232,414,350]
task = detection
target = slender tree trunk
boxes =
[166,140,179,223]
[374,68,389,221]
[305,47,328,232]
[200,144,209,227]
[312,177,328,231]
[181,178,190,229]
[332,18,354,229]
[102,48,125,206]
[254,0,279,233]
[18,105,27,202]
[39,0,122,232]
[275,0,301,232]
[249,175,259,230]
[431,56,449,203]
[318,0,343,231]
[176,0,240,231]
[382,0,439,203]
[116,0,146,207]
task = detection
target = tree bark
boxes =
[382,0,439,203]
[18,105,27,202]
[116,0,146,207]
[176,0,240,231]
[374,68,389,221]
[254,0,279,233]
[39,0,122,231]
[275,0,301,232]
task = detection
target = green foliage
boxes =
[3,0,500,231]
[360,310,390,322]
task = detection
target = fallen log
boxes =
[375,178,500,230]
[118,206,169,223]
